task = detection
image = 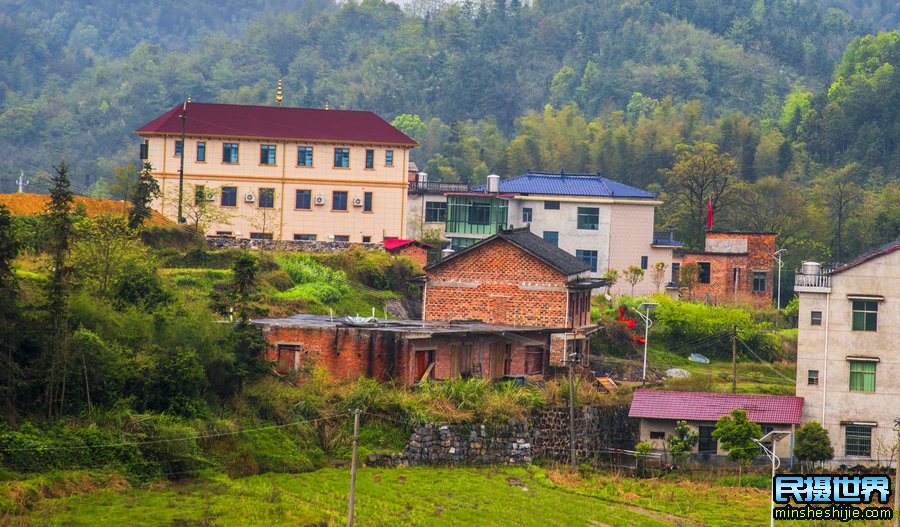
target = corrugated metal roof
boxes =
[136,102,418,146]
[628,390,803,425]
[472,171,656,199]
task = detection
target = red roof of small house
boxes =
[135,102,418,146]
[383,239,432,251]
[628,390,803,425]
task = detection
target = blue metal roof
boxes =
[472,171,657,199]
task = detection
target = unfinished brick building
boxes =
[675,231,776,308]
[255,314,562,384]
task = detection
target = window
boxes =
[522,207,532,223]
[334,235,350,242]
[698,262,711,284]
[334,148,350,168]
[469,203,491,225]
[220,186,237,207]
[215,231,233,236]
[363,192,373,212]
[385,150,394,166]
[260,145,277,165]
[332,191,348,211]
[641,256,648,270]
[575,250,598,272]
[544,201,560,210]
[362,236,371,243]
[194,185,206,205]
[258,188,275,208]
[425,202,447,222]
[543,231,559,247]
[698,426,716,454]
[276,344,302,370]
[293,234,316,241]
[196,141,206,162]
[175,140,183,157]
[365,149,374,169]
[650,431,665,440]
[851,301,878,331]
[292,189,311,210]
[671,263,680,284]
[811,311,822,326]
[297,146,313,167]
[808,370,819,385]
[223,143,239,163]
[849,360,876,392]
[752,271,767,293]
[845,425,873,457]
[524,346,544,374]
[250,232,273,240]
[577,207,599,230]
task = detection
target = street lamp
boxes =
[773,249,786,309]
[753,430,791,527]
[633,302,658,386]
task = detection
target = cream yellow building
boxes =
[136,102,417,242]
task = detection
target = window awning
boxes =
[846,356,880,362]
[847,294,884,301]
[841,421,878,427]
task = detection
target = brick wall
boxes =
[680,232,776,308]
[393,244,428,269]
[425,238,571,327]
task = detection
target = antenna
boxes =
[16,170,30,193]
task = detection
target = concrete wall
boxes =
[143,134,410,242]
[637,418,794,460]
[607,203,676,297]
[796,248,900,465]
[406,193,448,241]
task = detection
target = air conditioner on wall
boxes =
[205,192,215,201]
[352,197,363,207]
[314,195,326,206]
[244,193,256,203]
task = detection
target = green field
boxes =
[6,466,894,526]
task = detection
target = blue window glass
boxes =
[522,207,532,223]
[641,255,648,270]
[577,207,599,230]
[223,143,239,163]
[334,148,350,168]
[385,150,394,166]
[260,145,276,165]
[543,231,559,246]
[365,149,374,169]
[544,201,560,210]
[258,188,275,208]
[296,189,311,209]
[364,192,373,212]
[293,234,316,241]
[576,250,598,272]
[196,141,206,162]
[175,140,183,157]
[333,191,348,211]
[220,186,237,207]
[297,146,313,167]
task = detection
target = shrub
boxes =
[260,269,294,291]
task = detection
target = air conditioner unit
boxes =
[205,192,215,201]
[244,193,256,203]
[352,197,364,207]
[314,195,326,206]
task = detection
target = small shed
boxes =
[383,239,432,269]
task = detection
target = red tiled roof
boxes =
[628,390,803,425]
[383,239,432,251]
[135,102,417,146]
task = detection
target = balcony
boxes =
[794,271,832,293]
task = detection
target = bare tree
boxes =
[650,261,668,292]
[623,265,645,296]
[167,184,234,234]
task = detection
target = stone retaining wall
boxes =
[207,236,384,253]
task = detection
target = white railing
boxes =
[794,272,832,288]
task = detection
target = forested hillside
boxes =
[0,0,897,265]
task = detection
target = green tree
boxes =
[602,268,619,297]
[0,205,21,424]
[712,409,762,486]
[230,251,268,392]
[128,162,161,229]
[623,265,645,296]
[391,113,426,143]
[794,421,834,473]
[71,214,143,297]
[667,420,698,468]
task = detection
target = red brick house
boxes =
[383,238,432,269]
[674,231,776,308]
[255,314,562,384]
[423,227,605,364]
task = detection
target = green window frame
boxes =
[851,301,877,331]
[848,360,876,392]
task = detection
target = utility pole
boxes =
[773,249,785,309]
[568,337,576,472]
[348,408,361,527]
[177,100,188,224]
[732,329,737,394]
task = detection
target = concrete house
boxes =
[674,231,776,308]
[423,227,605,364]
[136,102,417,242]
[629,390,803,461]
[794,240,900,464]
[438,171,681,297]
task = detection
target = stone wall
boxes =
[207,236,385,253]
[366,404,637,467]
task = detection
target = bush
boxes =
[140,226,204,251]
[260,269,294,291]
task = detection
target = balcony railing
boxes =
[408,181,471,193]
[794,272,832,289]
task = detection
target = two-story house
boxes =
[794,240,900,464]
[136,102,417,242]
[440,171,681,296]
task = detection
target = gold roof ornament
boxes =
[187,95,191,103]
[276,80,283,106]
[325,100,329,110]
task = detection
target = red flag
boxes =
[707,197,713,230]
